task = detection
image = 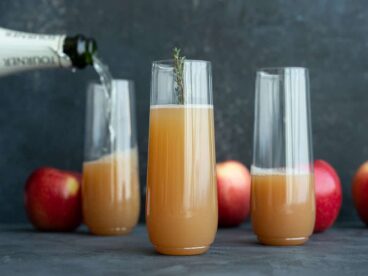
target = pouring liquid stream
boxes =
[92,56,116,154]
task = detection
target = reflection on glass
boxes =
[251,67,315,246]
[146,60,217,255]
[82,80,140,236]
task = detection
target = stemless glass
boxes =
[82,79,140,235]
[146,60,217,255]
[251,67,315,246]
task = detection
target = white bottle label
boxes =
[0,27,71,76]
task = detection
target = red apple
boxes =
[352,161,368,225]
[216,161,251,227]
[24,167,82,231]
[314,160,342,233]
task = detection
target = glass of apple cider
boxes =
[82,80,140,235]
[146,60,217,255]
[251,67,315,246]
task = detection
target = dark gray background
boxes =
[0,0,367,224]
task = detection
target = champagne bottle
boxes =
[0,27,97,76]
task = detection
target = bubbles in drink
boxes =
[251,166,313,175]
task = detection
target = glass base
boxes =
[155,245,209,256]
[257,236,309,246]
[89,226,133,236]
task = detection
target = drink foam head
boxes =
[251,166,312,175]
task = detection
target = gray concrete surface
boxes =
[0,224,367,275]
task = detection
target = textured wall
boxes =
[0,0,367,223]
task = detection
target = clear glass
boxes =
[146,60,217,255]
[251,67,315,246]
[82,79,140,235]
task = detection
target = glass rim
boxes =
[88,78,134,87]
[153,59,211,66]
[257,66,308,73]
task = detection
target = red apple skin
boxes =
[314,160,342,233]
[352,161,368,225]
[217,161,251,227]
[24,167,82,231]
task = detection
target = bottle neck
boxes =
[63,35,97,69]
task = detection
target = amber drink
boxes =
[251,170,315,245]
[146,60,217,255]
[83,149,140,235]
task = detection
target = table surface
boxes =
[0,224,367,276]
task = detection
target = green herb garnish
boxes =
[173,47,185,104]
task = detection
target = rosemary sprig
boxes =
[173,47,185,104]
